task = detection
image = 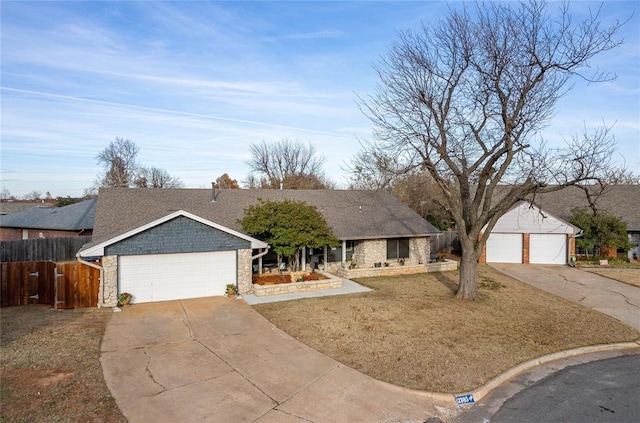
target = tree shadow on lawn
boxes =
[431,270,459,294]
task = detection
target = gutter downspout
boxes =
[252,245,271,275]
[76,255,105,307]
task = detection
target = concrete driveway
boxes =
[100,297,451,423]
[491,264,640,331]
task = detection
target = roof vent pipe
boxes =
[211,182,216,202]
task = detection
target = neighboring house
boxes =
[530,185,640,260]
[0,200,56,215]
[0,198,96,240]
[77,188,440,306]
[479,202,579,265]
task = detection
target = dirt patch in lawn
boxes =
[1,305,126,422]
[584,268,640,288]
[254,265,639,393]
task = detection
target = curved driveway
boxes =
[100,297,450,423]
[490,264,640,330]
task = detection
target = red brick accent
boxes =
[522,233,530,264]
[478,233,487,264]
[568,235,576,260]
[600,245,615,258]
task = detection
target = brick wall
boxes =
[522,233,530,264]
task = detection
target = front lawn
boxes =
[1,305,126,422]
[254,266,639,393]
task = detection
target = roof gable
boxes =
[489,202,578,234]
[79,210,267,257]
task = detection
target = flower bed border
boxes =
[252,271,342,296]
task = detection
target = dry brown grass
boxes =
[254,266,639,393]
[1,305,126,423]
[586,269,640,288]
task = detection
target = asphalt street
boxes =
[489,354,640,423]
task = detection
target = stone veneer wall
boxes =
[100,255,118,307]
[253,272,342,296]
[237,249,252,293]
[355,239,386,267]
[409,237,429,265]
[333,259,458,279]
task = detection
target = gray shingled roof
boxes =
[88,188,440,249]
[529,185,640,232]
[0,198,97,231]
[0,201,55,215]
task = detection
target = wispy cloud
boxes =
[1,1,638,196]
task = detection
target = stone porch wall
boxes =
[333,259,458,279]
[252,271,342,296]
[100,255,118,307]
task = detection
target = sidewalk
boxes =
[242,277,372,305]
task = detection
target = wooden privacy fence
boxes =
[0,236,91,262]
[0,261,99,309]
[432,231,461,253]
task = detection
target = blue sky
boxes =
[1,1,638,198]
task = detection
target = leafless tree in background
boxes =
[353,0,627,300]
[94,137,183,190]
[96,137,139,188]
[246,138,333,189]
[135,167,184,188]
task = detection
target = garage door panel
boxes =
[530,234,566,264]
[486,233,523,263]
[119,251,236,303]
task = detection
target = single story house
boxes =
[0,198,96,240]
[78,188,441,306]
[530,185,640,260]
[480,202,579,265]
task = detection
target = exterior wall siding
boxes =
[105,216,250,256]
[492,203,574,234]
[330,237,431,269]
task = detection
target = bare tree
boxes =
[246,138,332,189]
[94,137,182,190]
[0,187,13,200]
[354,1,627,300]
[96,137,140,188]
[23,190,42,201]
[135,167,184,188]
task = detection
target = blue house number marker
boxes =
[455,394,475,405]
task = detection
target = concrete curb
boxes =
[367,341,640,407]
[452,341,640,405]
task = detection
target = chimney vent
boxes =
[211,182,216,202]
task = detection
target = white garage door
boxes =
[486,233,523,263]
[530,234,567,264]
[119,251,236,303]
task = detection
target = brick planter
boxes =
[252,271,342,296]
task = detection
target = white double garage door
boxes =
[486,233,567,264]
[119,251,236,303]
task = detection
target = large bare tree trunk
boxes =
[456,240,480,300]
